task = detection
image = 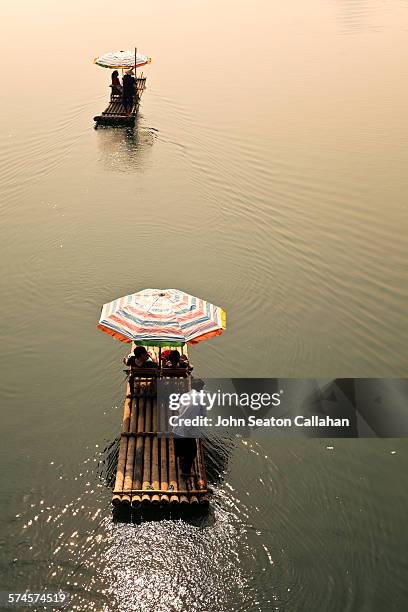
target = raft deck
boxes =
[94,76,147,126]
[112,346,209,513]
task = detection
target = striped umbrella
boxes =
[97,288,226,347]
[94,50,151,69]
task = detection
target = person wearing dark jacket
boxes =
[122,68,136,114]
[124,346,158,368]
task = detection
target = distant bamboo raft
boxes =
[112,346,209,511]
[94,76,147,126]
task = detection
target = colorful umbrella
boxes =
[97,288,226,347]
[94,50,151,69]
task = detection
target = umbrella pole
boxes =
[135,46,137,106]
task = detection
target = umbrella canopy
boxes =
[94,50,151,69]
[97,288,226,347]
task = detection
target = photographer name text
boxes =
[168,415,350,428]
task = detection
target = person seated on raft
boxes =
[124,346,158,368]
[163,349,189,369]
[180,354,191,369]
[111,70,122,95]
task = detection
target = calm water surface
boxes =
[0,0,407,610]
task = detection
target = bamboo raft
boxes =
[94,76,147,126]
[112,346,209,514]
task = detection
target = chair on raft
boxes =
[109,85,122,102]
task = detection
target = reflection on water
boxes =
[95,119,157,173]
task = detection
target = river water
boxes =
[0,0,407,610]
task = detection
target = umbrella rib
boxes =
[167,294,192,314]
[142,295,185,339]
[145,296,160,315]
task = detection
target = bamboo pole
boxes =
[177,460,190,506]
[141,393,153,505]
[199,494,209,507]
[159,395,169,505]
[122,389,139,505]
[131,387,146,508]
[189,454,200,505]
[197,440,209,506]
[195,440,207,490]
[164,387,179,505]
[190,493,199,506]
[168,434,179,505]
[150,397,160,505]
[112,381,132,506]
[193,454,201,488]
